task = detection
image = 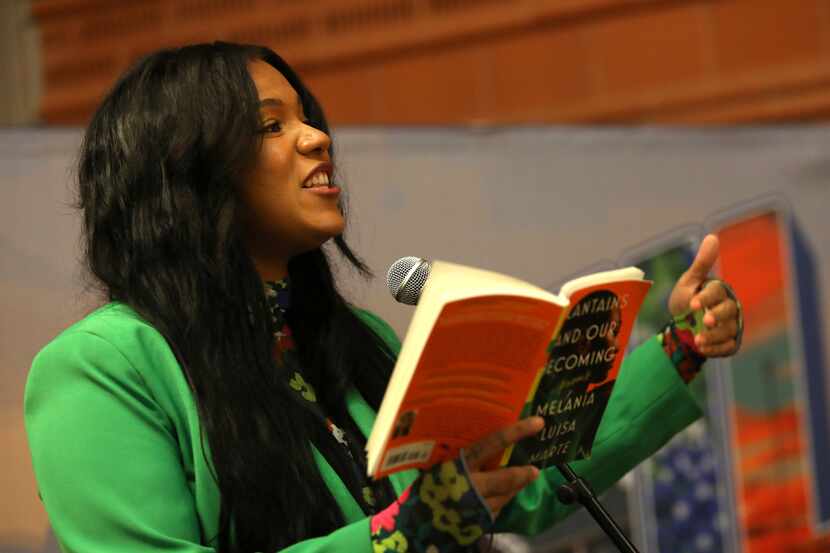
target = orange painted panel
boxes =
[711,0,824,74]
[374,43,491,124]
[717,212,788,342]
[302,64,385,126]
[486,25,594,117]
[583,3,710,95]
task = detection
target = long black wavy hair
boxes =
[76,42,396,552]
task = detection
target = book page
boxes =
[559,266,644,299]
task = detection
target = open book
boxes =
[366,261,652,478]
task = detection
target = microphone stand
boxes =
[555,463,640,553]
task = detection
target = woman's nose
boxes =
[298,125,331,155]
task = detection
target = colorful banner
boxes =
[714,207,830,553]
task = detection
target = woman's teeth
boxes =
[302,172,330,188]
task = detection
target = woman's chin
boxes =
[306,219,346,247]
[321,219,346,241]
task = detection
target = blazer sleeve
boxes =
[494,337,703,535]
[24,330,378,553]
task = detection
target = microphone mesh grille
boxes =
[386,256,431,305]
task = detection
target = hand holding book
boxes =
[369,416,545,552]
[464,416,544,517]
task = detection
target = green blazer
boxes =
[25,303,701,552]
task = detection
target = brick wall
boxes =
[32,0,830,124]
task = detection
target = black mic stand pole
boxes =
[555,463,641,553]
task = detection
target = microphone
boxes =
[386,256,432,305]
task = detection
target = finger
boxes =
[702,300,738,328]
[691,280,727,312]
[464,417,544,470]
[487,492,521,517]
[698,339,737,357]
[470,466,539,515]
[473,490,518,518]
[471,466,539,498]
[680,234,719,289]
[696,320,738,347]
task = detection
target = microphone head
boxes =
[386,256,432,305]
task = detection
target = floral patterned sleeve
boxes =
[658,309,707,384]
[371,457,493,553]
[659,278,744,384]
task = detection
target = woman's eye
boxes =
[262,121,283,133]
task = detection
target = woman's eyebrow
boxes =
[258,97,307,119]
[259,97,303,110]
[258,98,284,108]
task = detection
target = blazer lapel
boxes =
[310,444,365,523]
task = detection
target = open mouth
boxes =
[302,163,334,188]
[302,171,331,188]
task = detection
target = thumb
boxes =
[681,234,719,287]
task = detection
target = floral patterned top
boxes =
[264,278,390,514]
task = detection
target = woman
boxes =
[24,42,741,553]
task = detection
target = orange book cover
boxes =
[366,261,649,479]
[374,296,565,477]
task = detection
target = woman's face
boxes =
[238,60,345,279]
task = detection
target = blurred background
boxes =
[4,0,830,126]
[2,1,830,553]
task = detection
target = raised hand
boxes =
[668,234,742,357]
